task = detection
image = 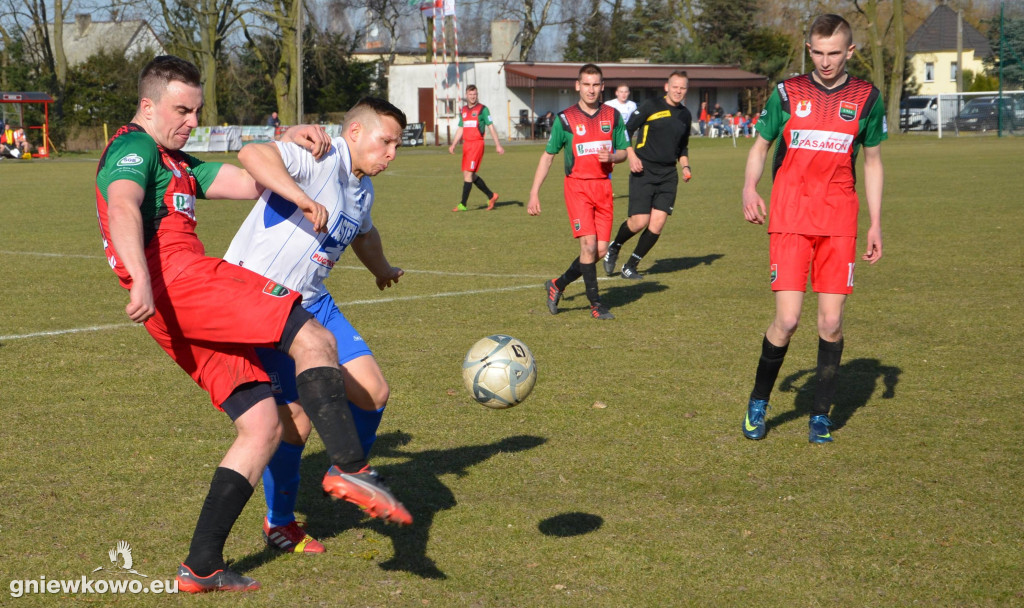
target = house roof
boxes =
[43,16,164,66]
[503,62,769,90]
[906,4,992,56]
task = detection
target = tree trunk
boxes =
[886,0,905,132]
[861,0,886,91]
[198,0,220,125]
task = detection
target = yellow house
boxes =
[906,3,992,95]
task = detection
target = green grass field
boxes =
[1,134,1022,606]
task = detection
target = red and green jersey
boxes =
[95,124,222,290]
[459,103,492,141]
[755,73,887,237]
[546,104,629,179]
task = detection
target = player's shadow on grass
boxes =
[491,199,524,209]
[231,432,546,580]
[769,358,901,431]
[645,253,724,276]
[560,281,668,310]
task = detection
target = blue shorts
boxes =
[256,292,373,405]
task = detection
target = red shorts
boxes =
[462,140,484,172]
[563,177,614,241]
[142,254,301,408]
[769,233,857,294]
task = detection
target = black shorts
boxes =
[628,171,678,216]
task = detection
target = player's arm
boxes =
[448,127,464,153]
[105,180,154,323]
[609,114,630,165]
[236,142,329,232]
[742,136,772,224]
[527,152,556,216]
[279,124,332,159]
[486,123,504,154]
[861,144,883,264]
[351,227,403,290]
[678,155,692,182]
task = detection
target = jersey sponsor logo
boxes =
[759,108,768,117]
[117,153,144,167]
[770,264,778,284]
[311,213,360,269]
[600,119,611,133]
[464,120,478,128]
[788,129,854,153]
[795,100,812,118]
[777,82,788,102]
[575,123,587,136]
[574,140,612,157]
[171,192,196,220]
[839,101,858,121]
[263,281,290,297]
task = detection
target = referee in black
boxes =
[604,70,692,279]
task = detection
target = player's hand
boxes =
[125,281,155,323]
[527,194,542,216]
[742,188,766,225]
[682,166,692,182]
[495,144,505,155]
[629,154,644,174]
[296,196,329,233]
[283,124,331,159]
[863,226,883,264]
[448,144,455,154]
[376,267,404,290]
[597,148,611,163]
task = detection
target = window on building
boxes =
[925,62,935,82]
[950,62,958,81]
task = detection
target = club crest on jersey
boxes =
[575,123,587,136]
[839,101,858,121]
[263,281,290,297]
[573,218,581,231]
[795,100,812,118]
[770,264,778,284]
[600,120,611,133]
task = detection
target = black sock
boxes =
[460,182,472,206]
[612,221,636,248]
[631,229,661,260]
[184,467,254,577]
[750,335,789,402]
[295,367,366,473]
[555,257,582,291]
[472,175,493,198]
[813,337,844,416]
[581,262,600,305]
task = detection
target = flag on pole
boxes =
[419,0,455,17]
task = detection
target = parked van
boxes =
[900,95,939,131]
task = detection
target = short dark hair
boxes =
[668,70,688,81]
[808,14,853,45]
[346,96,407,130]
[579,63,603,80]
[139,55,201,102]
[466,84,478,92]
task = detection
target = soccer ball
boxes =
[462,335,537,409]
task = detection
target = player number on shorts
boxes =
[847,263,855,287]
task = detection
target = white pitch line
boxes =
[0,252,550,280]
[2,278,610,342]
[0,323,140,341]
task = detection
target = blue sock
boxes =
[348,402,385,457]
[262,440,304,527]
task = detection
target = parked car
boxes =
[900,95,939,131]
[951,96,1021,132]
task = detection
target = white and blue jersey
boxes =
[224,137,374,404]
[224,136,374,307]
